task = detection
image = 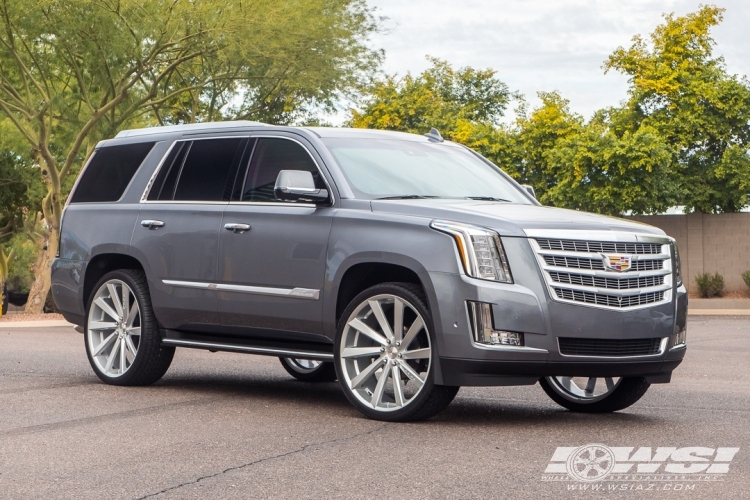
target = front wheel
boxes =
[279,357,337,382]
[334,282,458,422]
[540,376,650,413]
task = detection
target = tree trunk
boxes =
[24,229,56,314]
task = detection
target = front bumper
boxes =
[423,236,688,386]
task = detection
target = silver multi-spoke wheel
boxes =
[339,293,431,412]
[87,279,141,378]
[545,376,622,403]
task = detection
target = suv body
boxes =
[52,122,687,421]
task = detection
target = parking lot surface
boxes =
[0,316,748,499]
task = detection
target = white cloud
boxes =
[359,0,750,122]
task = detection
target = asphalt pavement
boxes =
[0,316,748,499]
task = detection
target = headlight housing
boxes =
[673,241,683,286]
[430,220,513,283]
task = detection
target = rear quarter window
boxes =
[70,142,155,203]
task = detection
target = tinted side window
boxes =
[242,138,325,202]
[70,142,155,203]
[147,142,189,201]
[172,138,244,201]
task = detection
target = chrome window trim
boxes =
[162,279,320,300]
[233,134,335,207]
[556,337,669,359]
[161,338,333,361]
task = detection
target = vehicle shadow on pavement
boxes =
[156,374,351,406]
[433,396,661,428]
[152,374,661,426]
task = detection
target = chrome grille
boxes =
[542,255,664,271]
[554,288,665,308]
[549,272,664,290]
[529,232,673,311]
[537,239,662,255]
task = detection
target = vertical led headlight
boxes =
[430,220,513,283]
[673,241,683,286]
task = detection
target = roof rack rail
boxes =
[115,120,270,138]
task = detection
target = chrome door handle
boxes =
[224,223,250,234]
[141,220,165,229]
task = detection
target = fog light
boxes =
[672,324,687,348]
[467,301,524,346]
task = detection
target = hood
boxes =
[369,199,665,238]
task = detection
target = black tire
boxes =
[334,282,459,422]
[279,357,337,382]
[539,376,651,413]
[85,269,174,386]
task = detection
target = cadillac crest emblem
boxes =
[601,254,632,272]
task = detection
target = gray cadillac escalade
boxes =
[51,122,687,421]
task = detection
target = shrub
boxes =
[695,272,725,298]
[4,235,38,294]
[742,270,750,291]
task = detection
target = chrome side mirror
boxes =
[522,184,536,199]
[274,170,329,203]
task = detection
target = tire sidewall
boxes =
[334,283,439,421]
[84,269,156,386]
[540,376,650,413]
[279,357,337,382]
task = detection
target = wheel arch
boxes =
[83,253,145,308]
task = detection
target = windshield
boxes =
[321,137,532,203]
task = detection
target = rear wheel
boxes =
[85,269,174,386]
[279,357,337,382]
[334,282,458,422]
[540,376,650,413]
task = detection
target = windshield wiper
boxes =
[465,196,511,202]
[375,195,444,200]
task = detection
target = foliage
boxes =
[543,117,677,215]
[604,5,750,213]
[742,270,750,291]
[349,57,517,137]
[695,272,725,298]
[3,234,38,294]
[350,6,750,216]
[0,0,382,311]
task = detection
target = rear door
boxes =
[131,137,248,330]
[217,135,334,343]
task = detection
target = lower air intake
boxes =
[558,337,663,357]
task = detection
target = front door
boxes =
[217,136,334,343]
[131,137,248,330]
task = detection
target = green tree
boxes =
[350,57,517,136]
[544,118,676,215]
[604,5,750,213]
[0,0,381,312]
[510,92,582,202]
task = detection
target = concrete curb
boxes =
[688,309,750,316]
[0,320,74,328]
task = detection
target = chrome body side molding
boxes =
[162,279,320,300]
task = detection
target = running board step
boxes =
[161,338,333,361]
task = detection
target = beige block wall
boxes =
[628,213,750,292]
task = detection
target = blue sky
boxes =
[355,0,750,123]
